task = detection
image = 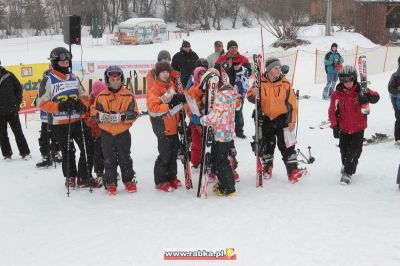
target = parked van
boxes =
[116,18,167,45]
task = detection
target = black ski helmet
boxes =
[338,65,357,82]
[49,47,72,74]
[195,58,209,69]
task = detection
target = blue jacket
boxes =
[324,51,344,74]
[234,66,249,99]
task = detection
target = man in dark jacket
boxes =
[388,56,400,144]
[0,64,31,160]
[171,40,199,87]
[214,40,252,139]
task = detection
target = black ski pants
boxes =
[0,113,30,157]
[154,134,179,185]
[261,115,298,174]
[235,98,245,136]
[93,136,104,176]
[101,130,135,185]
[339,130,364,176]
[211,140,235,194]
[52,120,93,179]
[391,96,400,141]
[38,122,60,157]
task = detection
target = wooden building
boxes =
[354,0,400,45]
[310,0,355,27]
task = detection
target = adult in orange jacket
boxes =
[146,62,187,192]
[91,66,139,195]
[247,57,305,183]
[37,47,101,189]
[146,50,180,93]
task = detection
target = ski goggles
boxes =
[106,70,122,79]
[55,52,72,61]
[340,76,354,83]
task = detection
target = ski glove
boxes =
[396,95,400,109]
[333,127,340,139]
[73,99,87,113]
[108,113,121,124]
[191,114,201,125]
[357,93,370,104]
[58,100,74,113]
[98,112,110,123]
[168,93,187,108]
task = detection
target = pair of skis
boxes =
[197,73,219,198]
[358,55,370,115]
[176,74,192,190]
[253,54,264,188]
[197,63,231,198]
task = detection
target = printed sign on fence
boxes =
[6,62,50,112]
[72,60,155,96]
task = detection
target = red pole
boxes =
[383,45,389,72]
[261,26,265,60]
[292,50,299,87]
[353,45,359,68]
[314,48,318,84]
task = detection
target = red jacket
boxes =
[328,83,379,134]
[214,52,251,86]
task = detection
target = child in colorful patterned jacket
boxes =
[191,83,238,196]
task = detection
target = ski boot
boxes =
[106,183,117,195]
[340,174,352,185]
[36,156,52,168]
[169,179,182,189]
[65,177,76,188]
[156,182,173,192]
[288,168,308,183]
[123,180,137,193]
[77,177,103,188]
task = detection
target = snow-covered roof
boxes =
[355,0,400,3]
[118,18,165,28]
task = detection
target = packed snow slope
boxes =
[0,25,399,266]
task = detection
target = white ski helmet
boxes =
[338,65,357,82]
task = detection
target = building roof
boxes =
[118,18,165,28]
[355,0,400,3]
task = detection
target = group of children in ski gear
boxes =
[25,39,391,196]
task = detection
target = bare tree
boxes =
[248,0,310,48]
[229,0,243,29]
[211,0,222,30]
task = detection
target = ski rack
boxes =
[296,146,315,165]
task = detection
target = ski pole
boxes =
[66,110,72,197]
[79,114,93,193]
[295,90,299,138]
[307,146,315,164]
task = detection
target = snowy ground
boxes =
[0,26,400,266]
